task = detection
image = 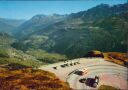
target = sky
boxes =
[0,0,127,20]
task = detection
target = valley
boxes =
[0,2,128,90]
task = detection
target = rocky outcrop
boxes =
[83,50,104,58]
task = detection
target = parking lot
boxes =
[39,58,128,89]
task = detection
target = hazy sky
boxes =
[0,0,127,20]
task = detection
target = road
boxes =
[39,58,128,89]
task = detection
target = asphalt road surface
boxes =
[39,58,128,89]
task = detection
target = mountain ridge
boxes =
[11,3,128,58]
[14,14,67,38]
[0,18,25,34]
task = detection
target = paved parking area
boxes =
[39,58,128,89]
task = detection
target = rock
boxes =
[83,50,104,58]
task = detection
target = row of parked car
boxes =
[53,61,80,70]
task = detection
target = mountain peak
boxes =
[31,14,47,20]
[97,3,110,7]
[52,13,61,16]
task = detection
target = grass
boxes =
[26,49,68,64]
[0,46,43,68]
[0,57,43,68]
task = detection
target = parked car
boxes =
[79,76,99,88]
[53,66,57,70]
[60,64,66,68]
[74,68,88,76]
[74,70,84,75]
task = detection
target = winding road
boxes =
[39,58,128,89]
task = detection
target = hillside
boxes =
[0,65,70,90]
[12,3,128,58]
[26,49,67,64]
[0,46,42,68]
[0,31,68,66]
[92,12,128,52]
[0,32,15,46]
[0,33,42,67]
[0,32,70,89]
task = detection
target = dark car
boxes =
[79,76,99,88]
[74,70,84,75]
[60,64,66,68]
[85,76,99,88]
[74,68,88,76]
[53,66,57,70]
[64,63,69,67]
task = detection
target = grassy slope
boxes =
[0,65,70,90]
[0,47,43,68]
[26,49,68,64]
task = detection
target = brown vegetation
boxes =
[84,50,128,67]
[0,64,71,90]
[98,85,119,90]
[103,52,128,67]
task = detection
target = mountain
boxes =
[0,18,25,27]
[0,32,67,69]
[0,18,25,34]
[0,21,15,34]
[81,3,128,21]
[14,14,67,38]
[92,12,128,52]
[12,3,128,58]
[68,3,128,22]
